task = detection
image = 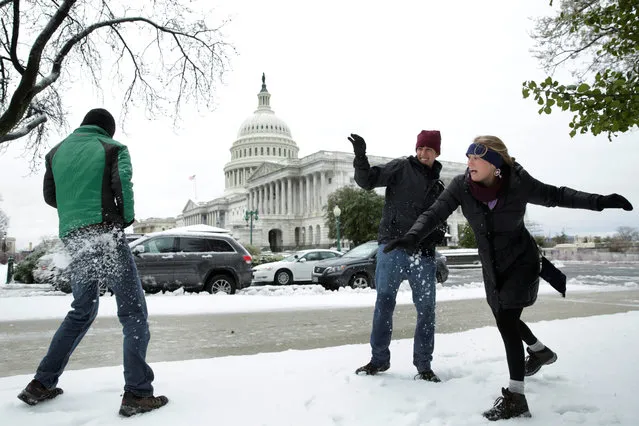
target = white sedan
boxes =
[252,249,343,285]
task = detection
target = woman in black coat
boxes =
[383,135,633,421]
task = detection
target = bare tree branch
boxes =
[0,112,46,142]
[9,0,24,74]
[0,0,76,136]
[0,0,232,156]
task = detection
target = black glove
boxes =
[598,194,633,211]
[383,234,418,253]
[348,133,367,158]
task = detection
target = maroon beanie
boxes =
[416,130,441,155]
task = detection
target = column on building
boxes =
[311,173,317,213]
[296,178,301,215]
[275,181,279,215]
[305,175,311,214]
[287,178,293,216]
[320,171,326,214]
[270,182,275,215]
[256,186,261,214]
[272,181,277,215]
[279,179,285,215]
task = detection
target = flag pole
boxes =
[192,176,198,201]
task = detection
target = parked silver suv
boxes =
[130,229,253,294]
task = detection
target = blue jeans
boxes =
[35,227,155,396]
[370,244,437,372]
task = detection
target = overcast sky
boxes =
[1,0,637,250]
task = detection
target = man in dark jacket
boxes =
[351,130,446,381]
[17,108,168,417]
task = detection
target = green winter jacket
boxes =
[43,125,135,237]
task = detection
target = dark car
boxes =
[130,230,253,294]
[312,241,449,291]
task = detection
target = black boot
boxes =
[355,361,390,375]
[525,346,557,376]
[17,379,63,406]
[414,369,441,382]
[119,391,169,417]
[482,388,531,421]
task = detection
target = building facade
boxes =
[178,75,467,251]
[132,217,178,234]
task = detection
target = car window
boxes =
[319,252,339,260]
[343,242,378,258]
[141,237,175,254]
[304,252,322,261]
[207,238,235,253]
[179,237,211,253]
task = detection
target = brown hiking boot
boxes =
[17,379,63,406]
[119,391,169,417]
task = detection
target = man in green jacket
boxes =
[17,108,168,417]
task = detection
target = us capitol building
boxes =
[176,75,467,251]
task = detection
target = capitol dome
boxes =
[237,113,292,138]
[236,74,294,139]
[223,74,300,195]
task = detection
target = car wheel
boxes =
[349,273,370,289]
[274,269,292,286]
[205,274,237,295]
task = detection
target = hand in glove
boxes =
[599,194,633,211]
[383,234,418,254]
[347,133,367,158]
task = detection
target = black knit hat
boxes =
[80,108,116,137]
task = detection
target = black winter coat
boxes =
[354,155,446,255]
[406,163,602,311]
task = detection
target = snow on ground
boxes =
[1,312,637,425]
[0,277,636,322]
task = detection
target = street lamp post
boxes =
[244,209,259,245]
[333,205,341,252]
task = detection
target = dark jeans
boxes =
[370,244,437,372]
[34,227,155,396]
[492,308,538,381]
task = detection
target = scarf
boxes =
[466,172,505,203]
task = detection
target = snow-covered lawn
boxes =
[1,312,637,425]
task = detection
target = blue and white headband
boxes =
[466,143,503,169]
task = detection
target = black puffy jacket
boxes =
[353,155,446,255]
[406,163,601,311]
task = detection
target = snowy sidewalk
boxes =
[1,312,638,425]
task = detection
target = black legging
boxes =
[493,308,538,381]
